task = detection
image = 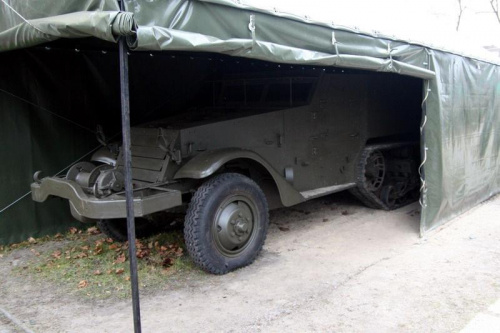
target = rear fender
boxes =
[174,148,304,207]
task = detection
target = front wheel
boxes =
[184,173,269,274]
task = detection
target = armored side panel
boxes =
[283,74,366,193]
[178,111,284,170]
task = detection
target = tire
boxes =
[96,218,152,242]
[184,173,269,274]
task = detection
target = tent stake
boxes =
[118,18,142,333]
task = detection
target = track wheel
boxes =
[364,150,386,192]
[184,173,269,275]
[380,185,398,209]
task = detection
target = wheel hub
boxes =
[234,218,249,235]
[213,197,256,256]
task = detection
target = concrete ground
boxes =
[1,193,500,332]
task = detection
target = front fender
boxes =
[174,148,304,207]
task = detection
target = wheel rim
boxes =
[212,195,258,257]
[365,150,385,192]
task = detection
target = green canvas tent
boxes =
[1,0,499,244]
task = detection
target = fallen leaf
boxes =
[51,250,62,259]
[78,280,88,288]
[28,237,37,244]
[115,268,125,275]
[114,254,126,264]
[30,249,40,256]
[105,238,114,243]
[74,252,88,259]
[109,244,119,250]
[125,276,130,281]
[106,270,113,275]
[80,245,89,251]
[54,233,63,239]
[93,270,102,276]
[87,226,100,235]
[69,227,78,234]
[136,249,150,259]
[94,245,103,255]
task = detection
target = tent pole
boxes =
[117,1,142,331]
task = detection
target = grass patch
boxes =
[6,226,203,299]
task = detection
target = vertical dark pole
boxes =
[118,1,142,332]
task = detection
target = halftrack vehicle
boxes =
[31,70,421,274]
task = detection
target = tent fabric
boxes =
[0,11,135,51]
[0,0,133,52]
[1,0,499,241]
[0,47,217,244]
[0,48,122,244]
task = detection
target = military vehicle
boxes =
[31,69,421,274]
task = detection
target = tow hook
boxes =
[33,170,44,184]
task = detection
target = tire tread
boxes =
[184,173,269,275]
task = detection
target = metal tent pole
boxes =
[118,1,142,332]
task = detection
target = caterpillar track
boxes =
[349,143,420,210]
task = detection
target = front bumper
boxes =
[31,177,182,222]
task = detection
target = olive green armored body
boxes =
[32,71,421,274]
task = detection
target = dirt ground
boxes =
[1,192,500,333]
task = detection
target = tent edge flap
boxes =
[131,26,436,79]
[0,11,136,53]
